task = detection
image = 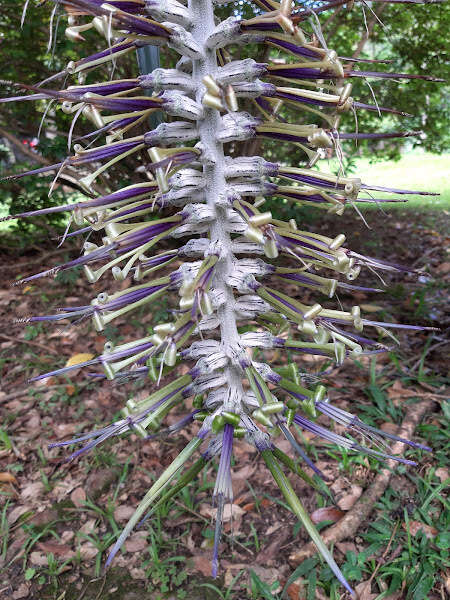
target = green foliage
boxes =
[0,168,73,243]
[1,2,448,237]
[332,3,449,156]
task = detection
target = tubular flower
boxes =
[5,0,439,593]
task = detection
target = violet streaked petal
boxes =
[347,69,444,82]
[70,40,137,68]
[325,324,379,346]
[258,131,308,144]
[15,245,115,286]
[60,1,171,37]
[361,320,437,331]
[0,92,50,104]
[274,188,329,204]
[353,101,413,117]
[2,183,158,222]
[68,79,139,96]
[64,0,145,13]
[145,410,200,440]
[361,183,439,196]
[316,402,431,451]
[268,66,330,80]
[241,21,280,32]
[264,289,302,315]
[276,272,322,288]
[64,226,91,239]
[76,116,142,140]
[212,423,234,578]
[332,131,421,141]
[273,90,331,108]
[2,139,145,183]
[337,282,384,293]
[29,357,101,382]
[279,423,328,480]
[279,171,346,191]
[293,414,417,465]
[265,38,321,59]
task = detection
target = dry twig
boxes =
[0,332,59,355]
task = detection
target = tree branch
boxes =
[352,4,387,60]
[0,125,50,166]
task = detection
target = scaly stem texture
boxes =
[3,0,437,594]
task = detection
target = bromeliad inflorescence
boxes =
[3,0,439,594]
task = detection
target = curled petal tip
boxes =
[211,559,218,579]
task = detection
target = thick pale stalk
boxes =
[189,0,245,408]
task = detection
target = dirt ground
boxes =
[0,206,448,600]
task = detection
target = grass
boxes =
[1,149,447,598]
[3,347,447,599]
[352,151,450,211]
[1,153,448,237]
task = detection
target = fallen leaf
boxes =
[125,532,148,552]
[70,487,86,507]
[380,422,399,435]
[435,467,449,482]
[79,519,97,534]
[336,541,358,556]
[355,580,378,600]
[30,508,58,528]
[94,336,107,353]
[54,423,77,439]
[65,384,76,396]
[129,567,146,580]
[257,526,291,563]
[7,505,31,525]
[37,541,74,558]
[232,464,256,496]
[78,542,98,561]
[311,506,345,525]
[403,520,437,539]
[445,574,450,597]
[0,472,17,484]
[50,481,73,501]
[387,380,420,400]
[65,353,94,367]
[114,505,135,522]
[13,583,29,599]
[287,582,304,600]
[26,413,40,430]
[250,565,283,593]
[192,554,212,577]
[435,261,450,275]
[30,551,49,566]
[21,482,45,500]
[265,524,282,536]
[61,530,75,543]
[86,467,119,500]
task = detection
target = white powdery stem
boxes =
[189,0,245,411]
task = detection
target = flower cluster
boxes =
[3,0,438,594]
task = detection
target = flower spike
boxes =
[7,0,438,594]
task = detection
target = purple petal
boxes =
[265,37,321,59]
[347,69,444,82]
